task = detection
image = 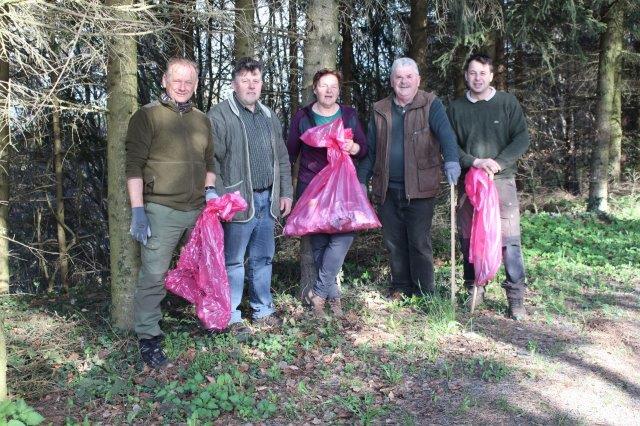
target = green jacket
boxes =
[448,91,530,180]
[125,98,215,211]
[207,94,293,222]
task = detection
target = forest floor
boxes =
[4,190,640,425]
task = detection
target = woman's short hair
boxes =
[312,68,343,88]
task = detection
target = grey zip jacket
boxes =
[207,93,293,222]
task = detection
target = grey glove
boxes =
[444,161,461,185]
[130,207,151,246]
[205,187,219,202]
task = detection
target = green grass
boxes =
[4,192,639,423]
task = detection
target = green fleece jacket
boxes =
[207,94,293,222]
[125,98,215,211]
[447,91,529,179]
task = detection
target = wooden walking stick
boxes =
[450,183,456,308]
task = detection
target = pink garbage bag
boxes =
[165,192,247,330]
[284,118,381,236]
[465,167,502,285]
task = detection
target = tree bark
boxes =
[588,1,625,212]
[339,2,354,105]
[408,0,428,89]
[288,0,300,114]
[492,31,507,91]
[52,96,69,291]
[299,0,340,300]
[609,65,622,186]
[301,0,340,103]
[0,55,9,294]
[106,0,139,330]
[234,0,255,59]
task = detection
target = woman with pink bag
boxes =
[286,69,368,319]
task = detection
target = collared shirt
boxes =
[235,93,274,191]
[466,86,496,103]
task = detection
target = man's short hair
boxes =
[312,68,343,88]
[232,57,263,79]
[165,57,199,78]
[390,57,420,82]
[464,53,494,72]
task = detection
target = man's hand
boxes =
[280,197,292,217]
[130,207,151,245]
[472,158,501,179]
[443,162,461,185]
[342,139,361,156]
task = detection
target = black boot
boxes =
[508,299,526,321]
[139,335,168,369]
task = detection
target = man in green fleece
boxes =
[125,57,216,368]
[448,53,530,320]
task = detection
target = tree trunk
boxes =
[301,0,340,103]
[609,65,622,186]
[51,96,69,291]
[106,0,139,331]
[234,0,255,59]
[453,45,468,98]
[339,2,354,105]
[492,31,507,91]
[408,0,428,89]
[587,1,624,212]
[288,0,299,114]
[0,55,9,294]
[299,0,340,300]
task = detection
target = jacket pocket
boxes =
[416,158,442,193]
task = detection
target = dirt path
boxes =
[385,286,640,425]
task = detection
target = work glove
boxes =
[205,187,219,202]
[130,207,151,246]
[444,161,461,185]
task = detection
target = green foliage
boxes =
[155,372,275,422]
[333,393,386,425]
[465,357,512,382]
[0,399,44,425]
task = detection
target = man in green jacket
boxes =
[448,53,530,320]
[126,57,216,368]
[207,58,293,338]
[357,57,460,297]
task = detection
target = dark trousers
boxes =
[296,181,355,300]
[378,187,436,295]
[457,177,527,300]
[310,232,355,299]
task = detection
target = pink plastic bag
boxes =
[165,192,247,330]
[465,168,502,285]
[284,118,381,236]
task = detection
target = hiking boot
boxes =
[228,321,253,343]
[508,299,527,321]
[254,314,282,329]
[307,289,326,318]
[327,298,343,318]
[139,336,168,369]
[465,285,485,310]
[388,289,406,300]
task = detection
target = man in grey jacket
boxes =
[207,58,293,338]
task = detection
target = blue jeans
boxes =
[223,189,276,324]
